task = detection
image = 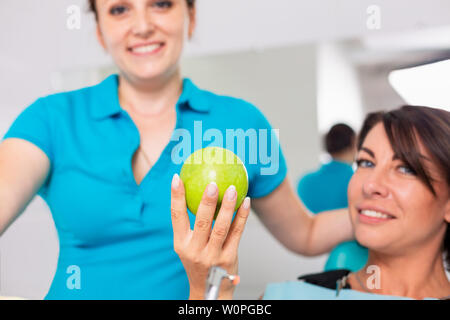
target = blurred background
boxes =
[1,0,450,299]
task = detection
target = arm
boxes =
[0,138,50,235]
[251,177,353,256]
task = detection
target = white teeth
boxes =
[360,210,392,219]
[131,44,161,53]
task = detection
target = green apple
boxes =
[180,147,248,220]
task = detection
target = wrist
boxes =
[189,288,234,300]
[218,291,234,300]
[189,292,204,300]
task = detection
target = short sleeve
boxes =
[2,97,54,163]
[245,105,287,199]
[2,97,54,197]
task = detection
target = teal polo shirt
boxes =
[3,74,287,299]
[297,160,354,214]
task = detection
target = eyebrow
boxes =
[360,146,432,162]
[360,147,374,158]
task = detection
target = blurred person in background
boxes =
[297,123,368,272]
[297,123,356,213]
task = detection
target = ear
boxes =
[187,6,196,39]
[96,24,107,51]
[444,198,450,224]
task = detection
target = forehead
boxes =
[360,122,392,154]
[361,121,442,167]
[360,122,432,159]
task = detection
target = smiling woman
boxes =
[293,105,450,300]
[349,106,450,271]
[0,0,357,300]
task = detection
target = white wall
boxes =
[317,43,364,134]
[0,199,58,299]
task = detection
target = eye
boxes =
[109,5,129,15]
[152,1,173,9]
[355,159,374,169]
[397,164,416,176]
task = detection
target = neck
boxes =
[331,152,354,164]
[356,244,450,299]
[118,69,183,117]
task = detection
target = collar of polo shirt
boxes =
[90,74,210,120]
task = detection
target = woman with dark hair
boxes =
[172,105,450,300]
[0,0,353,299]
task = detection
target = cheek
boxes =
[396,184,440,229]
[347,174,362,215]
[100,22,128,49]
[393,180,433,214]
[157,13,189,43]
[347,175,363,229]
[389,180,449,251]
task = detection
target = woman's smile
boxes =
[128,41,166,56]
[358,209,396,224]
[357,204,396,224]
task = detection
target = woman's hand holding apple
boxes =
[170,173,250,300]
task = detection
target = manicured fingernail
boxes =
[226,185,237,201]
[172,174,180,189]
[207,182,218,197]
[242,197,250,209]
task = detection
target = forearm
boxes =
[0,183,29,237]
[252,179,315,255]
[252,178,354,256]
[256,202,353,256]
[305,208,354,256]
[0,184,13,235]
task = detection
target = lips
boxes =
[128,42,165,55]
[357,206,396,224]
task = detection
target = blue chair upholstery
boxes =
[324,240,368,272]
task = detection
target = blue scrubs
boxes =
[3,74,287,299]
[297,160,354,214]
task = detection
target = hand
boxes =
[170,173,251,300]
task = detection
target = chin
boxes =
[131,68,165,80]
[120,61,164,78]
[354,228,392,251]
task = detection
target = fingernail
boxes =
[172,174,180,189]
[207,182,217,197]
[242,197,250,209]
[226,185,236,201]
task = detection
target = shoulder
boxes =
[41,85,94,107]
[194,84,270,126]
[297,269,351,290]
[198,87,255,110]
[212,93,264,117]
[298,168,322,187]
[33,83,101,120]
[329,161,354,174]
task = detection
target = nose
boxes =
[362,166,389,198]
[131,10,155,37]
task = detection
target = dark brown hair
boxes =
[88,0,196,21]
[358,105,450,271]
[324,123,355,155]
